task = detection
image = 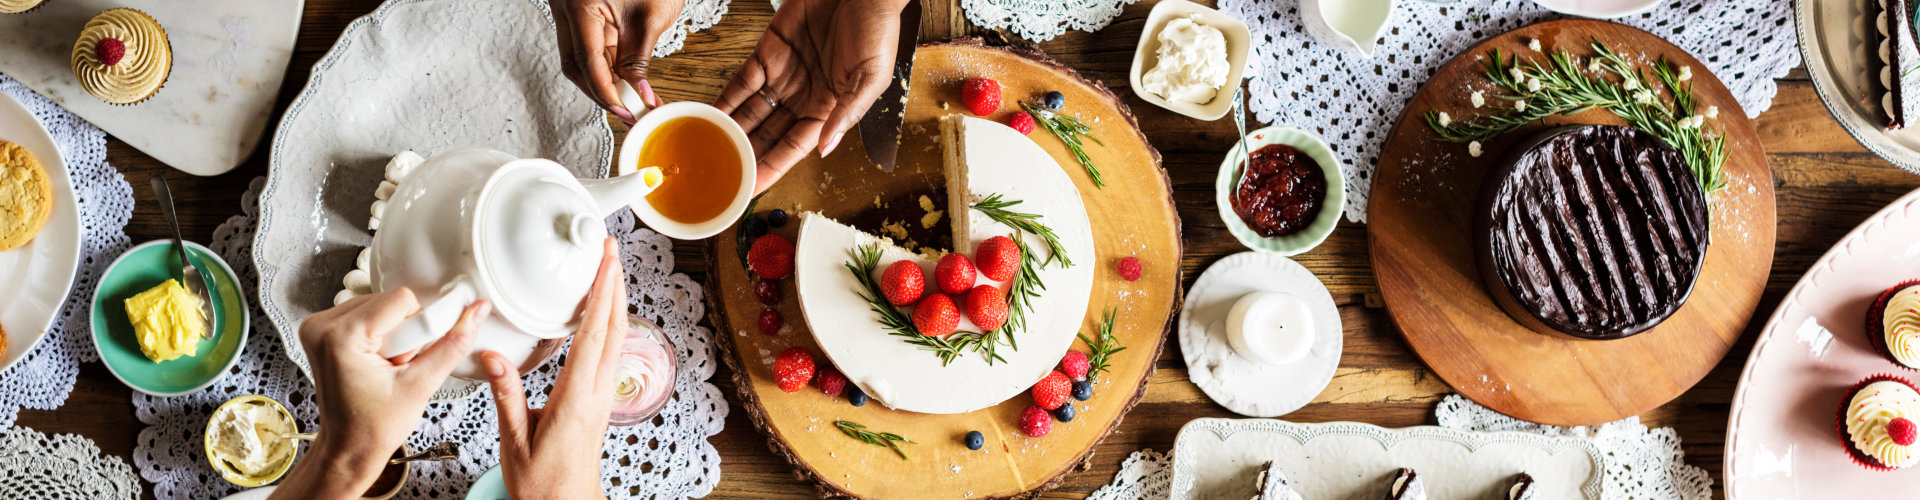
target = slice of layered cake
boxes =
[1878,0,1916,129]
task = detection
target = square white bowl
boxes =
[1129,0,1252,121]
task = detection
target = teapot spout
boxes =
[581,166,664,217]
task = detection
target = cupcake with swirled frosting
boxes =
[1869,280,1920,370]
[1838,374,1920,470]
[69,8,170,105]
[0,0,46,14]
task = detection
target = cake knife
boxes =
[857,0,922,173]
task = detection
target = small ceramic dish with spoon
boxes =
[204,395,306,487]
[90,237,249,396]
[1215,126,1346,256]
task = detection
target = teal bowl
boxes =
[1215,126,1347,255]
[91,240,249,396]
[465,465,510,499]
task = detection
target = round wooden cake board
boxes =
[1368,20,1775,427]
[706,40,1181,498]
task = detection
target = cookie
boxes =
[0,140,53,251]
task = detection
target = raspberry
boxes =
[974,236,1021,282]
[1019,405,1052,437]
[773,348,814,393]
[912,293,960,336]
[747,234,795,279]
[1030,370,1071,410]
[1892,417,1918,446]
[965,285,1008,332]
[757,308,782,336]
[961,78,1003,116]
[935,253,978,295]
[1116,256,1142,282]
[754,280,781,305]
[96,38,126,67]
[1059,350,1090,381]
[814,364,847,397]
[881,260,926,306]
[1007,111,1036,135]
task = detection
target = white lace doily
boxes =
[1093,394,1713,500]
[653,0,730,58]
[961,0,1142,42]
[0,73,134,431]
[0,426,141,499]
[134,178,728,500]
[1219,0,1797,222]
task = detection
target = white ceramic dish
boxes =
[1178,252,1341,417]
[1724,187,1920,498]
[0,89,82,375]
[254,0,614,401]
[611,89,757,240]
[1170,418,1603,500]
[1532,0,1665,19]
[1300,0,1395,57]
[1796,0,1920,175]
[1216,126,1346,256]
[1128,0,1251,121]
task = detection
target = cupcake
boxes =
[0,0,46,14]
[70,8,171,105]
[1871,280,1920,370]
[1837,374,1920,471]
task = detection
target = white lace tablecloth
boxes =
[1091,394,1712,500]
[0,426,142,500]
[1220,0,1797,222]
[133,178,729,500]
[655,0,730,58]
[962,0,1142,42]
[0,73,134,432]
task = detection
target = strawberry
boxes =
[1892,417,1918,446]
[912,293,960,336]
[748,234,795,279]
[773,348,814,393]
[1031,370,1071,410]
[1007,111,1036,135]
[815,364,847,397]
[1059,350,1090,381]
[1116,256,1142,282]
[961,78,1003,116]
[757,308,782,336]
[881,260,926,306]
[935,253,978,295]
[974,236,1021,282]
[1019,405,1053,437]
[96,38,126,67]
[966,285,1009,332]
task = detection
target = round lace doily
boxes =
[1092,394,1713,500]
[654,0,731,58]
[961,0,1142,42]
[133,178,728,500]
[0,426,141,500]
[1218,0,1797,222]
[0,73,134,431]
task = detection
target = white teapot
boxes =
[369,148,663,379]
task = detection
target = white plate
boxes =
[1179,252,1341,417]
[0,90,82,374]
[1170,418,1603,500]
[1530,0,1665,19]
[253,0,613,401]
[1797,0,1920,175]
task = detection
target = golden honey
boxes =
[641,117,744,224]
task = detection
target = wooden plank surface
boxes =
[12,1,1920,499]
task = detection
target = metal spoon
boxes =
[149,175,216,339]
[389,442,459,465]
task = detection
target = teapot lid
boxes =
[473,160,607,335]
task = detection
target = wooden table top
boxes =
[15,1,1915,498]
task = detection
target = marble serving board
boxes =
[0,0,302,175]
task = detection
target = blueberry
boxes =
[1072,380,1093,401]
[964,431,984,450]
[743,216,768,241]
[767,209,790,228]
[1051,402,1076,422]
[1043,91,1066,111]
[847,385,868,407]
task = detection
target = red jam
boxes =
[1231,144,1327,238]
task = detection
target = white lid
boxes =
[473,160,606,337]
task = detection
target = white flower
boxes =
[1684,115,1705,128]
[1469,141,1484,158]
[1509,67,1525,81]
[1623,78,1639,91]
[1528,38,1542,52]
[1437,112,1452,127]
[1633,91,1653,104]
[1515,100,1528,112]
[1588,59,1604,72]
[1471,90,1486,108]
[1526,78,1542,93]
[1692,115,1708,128]
[1706,105,1720,119]
[1678,66,1693,81]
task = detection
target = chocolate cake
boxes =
[1474,125,1710,340]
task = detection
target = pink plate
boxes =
[1726,187,1920,495]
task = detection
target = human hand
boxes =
[483,238,627,500]
[550,0,687,124]
[715,0,914,194]
[271,290,490,500]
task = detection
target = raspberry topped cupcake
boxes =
[0,0,46,14]
[1869,280,1920,370]
[1838,374,1920,470]
[69,8,171,105]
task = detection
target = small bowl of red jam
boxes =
[1214,126,1346,255]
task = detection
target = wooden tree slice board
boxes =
[1368,20,1775,427]
[706,40,1180,499]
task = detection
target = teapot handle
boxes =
[617,81,652,119]
[378,276,479,359]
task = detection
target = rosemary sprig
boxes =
[734,193,766,272]
[972,194,1071,268]
[1076,308,1126,383]
[1424,40,1728,194]
[998,236,1047,338]
[1021,102,1107,188]
[834,420,913,460]
[845,244,979,365]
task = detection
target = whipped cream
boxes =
[1885,285,1920,368]
[1141,15,1231,104]
[209,402,295,477]
[1847,380,1920,468]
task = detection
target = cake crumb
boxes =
[919,196,945,229]
[880,219,909,241]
